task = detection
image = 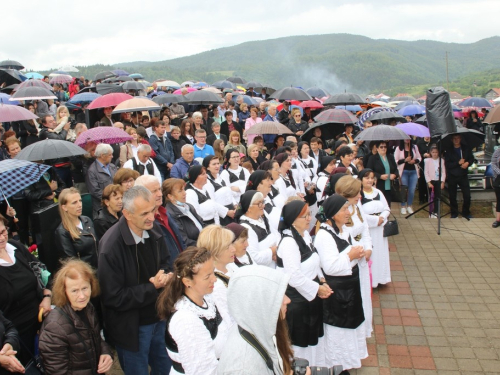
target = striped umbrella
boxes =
[357,107,395,129]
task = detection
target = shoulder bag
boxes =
[383,212,399,237]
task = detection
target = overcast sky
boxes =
[2,0,499,71]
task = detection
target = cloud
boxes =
[1,0,498,71]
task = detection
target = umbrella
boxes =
[322,92,366,106]
[96,83,124,95]
[15,139,87,161]
[10,87,56,101]
[300,122,345,143]
[244,81,263,89]
[202,87,223,94]
[458,97,492,108]
[48,70,69,77]
[59,65,79,72]
[212,80,236,90]
[370,101,389,107]
[112,69,130,77]
[183,90,224,105]
[104,76,133,83]
[335,105,362,112]
[24,72,44,80]
[181,81,194,87]
[440,127,485,150]
[77,86,97,94]
[147,91,166,99]
[314,109,358,124]
[88,93,133,109]
[358,107,394,128]
[270,87,312,101]
[173,87,197,94]
[306,87,330,98]
[366,111,407,124]
[389,95,416,102]
[18,79,53,90]
[0,69,26,85]
[277,100,300,112]
[68,92,101,104]
[227,76,247,84]
[0,84,18,94]
[122,81,147,91]
[0,93,19,105]
[299,100,324,109]
[394,100,421,110]
[0,105,38,122]
[155,80,180,88]
[129,73,144,79]
[397,104,426,117]
[233,95,258,106]
[94,71,117,81]
[245,121,293,136]
[112,97,160,114]
[75,127,133,148]
[49,75,73,85]
[0,159,50,200]
[0,60,24,70]
[354,125,410,142]
[152,94,186,105]
[483,105,500,125]
[254,85,276,95]
[395,123,430,138]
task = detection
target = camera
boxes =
[292,358,343,375]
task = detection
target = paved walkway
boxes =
[353,214,500,375]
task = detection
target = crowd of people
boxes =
[0,75,498,375]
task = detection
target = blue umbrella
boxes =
[68,92,101,104]
[0,93,19,105]
[233,95,257,106]
[0,159,51,200]
[290,105,303,116]
[398,104,426,117]
[458,97,492,108]
[393,100,420,111]
[147,91,166,99]
[24,72,44,79]
[112,69,129,77]
[335,105,362,112]
[129,73,144,79]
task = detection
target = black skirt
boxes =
[285,283,324,348]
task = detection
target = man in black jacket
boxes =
[38,115,70,140]
[98,186,171,374]
[444,134,474,218]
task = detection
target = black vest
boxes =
[131,157,155,176]
[240,216,271,242]
[276,234,315,268]
[361,191,381,205]
[208,174,226,192]
[227,168,245,183]
[185,183,210,204]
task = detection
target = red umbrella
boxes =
[276,100,300,111]
[460,107,485,117]
[314,109,358,124]
[87,93,133,110]
[0,105,38,122]
[299,100,324,109]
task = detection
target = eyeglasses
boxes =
[378,146,387,149]
[230,155,240,159]
[253,201,265,208]
[294,115,301,117]
[298,213,312,220]
[0,229,8,238]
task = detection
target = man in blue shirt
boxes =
[193,129,214,159]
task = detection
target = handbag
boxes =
[19,336,45,374]
[28,260,51,291]
[390,179,408,203]
[383,213,399,237]
[493,175,500,188]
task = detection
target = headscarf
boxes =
[258,159,274,171]
[223,148,239,169]
[316,194,348,231]
[324,171,348,197]
[187,165,204,184]
[202,155,217,168]
[278,200,307,233]
[357,168,374,181]
[320,156,335,173]
[246,170,268,192]
[235,190,261,222]
[226,223,246,240]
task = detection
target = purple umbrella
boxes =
[0,105,38,122]
[75,126,133,148]
[395,123,430,138]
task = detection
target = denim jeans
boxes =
[401,169,418,207]
[116,321,171,375]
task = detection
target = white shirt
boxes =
[239,215,279,268]
[0,243,17,267]
[314,223,356,276]
[123,156,162,184]
[185,185,228,224]
[129,227,150,244]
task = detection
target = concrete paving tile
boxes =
[451,347,475,359]
[406,336,428,346]
[456,359,481,372]
[378,354,390,367]
[404,327,425,336]
[433,358,458,370]
[467,337,492,348]
[430,346,452,358]
[446,336,470,347]
[472,347,498,360]
[413,371,437,375]
[412,357,436,370]
[462,328,486,338]
[424,327,445,337]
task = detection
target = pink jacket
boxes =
[394,145,422,178]
[244,117,262,145]
[424,157,446,182]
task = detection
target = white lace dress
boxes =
[168,295,229,375]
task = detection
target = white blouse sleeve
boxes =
[212,280,234,329]
[314,228,352,276]
[170,311,219,375]
[358,204,373,251]
[379,190,391,221]
[241,223,273,266]
[278,237,319,301]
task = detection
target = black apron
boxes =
[320,226,365,329]
[277,234,324,347]
[239,216,271,242]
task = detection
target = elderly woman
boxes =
[244,108,262,145]
[314,195,368,371]
[54,188,98,269]
[277,200,331,366]
[221,149,251,202]
[246,170,282,232]
[224,131,246,156]
[244,144,261,172]
[192,111,207,135]
[197,225,236,327]
[0,214,52,366]
[288,108,308,136]
[120,127,139,166]
[93,184,123,242]
[163,178,204,247]
[236,191,279,268]
[39,259,113,375]
[226,223,252,267]
[113,168,140,193]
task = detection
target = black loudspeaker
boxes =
[425,87,457,137]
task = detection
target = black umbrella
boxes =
[440,127,485,150]
[0,60,24,70]
[212,80,236,89]
[244,81,263,89]
[122,81,147,91]
[389,95,416,102]
[366,111,407,124]
[96,83,124,95]
[323,92,366,106]
[15,139,87,161]
[269,87,312,101]
[77,86,98,94]
[152,94,187,105]
[254,85,276,95]
[11,87,56,100]
[306,87,330,98]
[227,76,247,84]
[300,122,345,143]
[94,71,117,81]
[354,125,410,142]
[0,84,19,94]
[0,69,25,86]
[183,90,224,105]
[104,76,133,83]
[394,100,421,110]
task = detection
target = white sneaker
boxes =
[401,207,407,215]
[407,207,414,214]
[429,213,438,219]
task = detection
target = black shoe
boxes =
[493,221,500,228]
[464,214,473,219]
[339,371,350,375]
[450,214,458,218]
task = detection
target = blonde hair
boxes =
[58,187,82,240]
[56,105,69,123]
[228,130,241,145]
[196,225,234,261]
[335,175,362,198]
[291,108,301,117]
[240,103,248,111]
[247,143,258,155]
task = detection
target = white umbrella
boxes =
[59,65,79,73]
[155,80,180,87]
